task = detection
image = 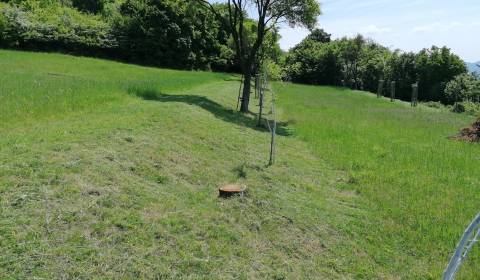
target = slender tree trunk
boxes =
[240,70,252,112]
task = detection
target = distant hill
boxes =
[466,62,480,73]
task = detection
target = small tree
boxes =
[444,73,480,103]
[338,35,365,89]
[197,0,320,112]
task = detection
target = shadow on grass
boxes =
[132,88,292,136]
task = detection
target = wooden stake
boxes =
[377,79,384,98]
[390,81,396,102]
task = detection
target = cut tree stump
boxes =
[219,184,247,198]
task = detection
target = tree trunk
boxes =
[240,71,251,112]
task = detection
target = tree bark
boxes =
[240,70,252,112]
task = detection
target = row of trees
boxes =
[283,29,474,104]
[0,0,242,71]
[1,1,476,109]
[0,0,320,112]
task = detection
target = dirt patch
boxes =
[453,120,480,142]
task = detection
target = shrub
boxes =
[265,59,283,81]
[451,101,480,115]
[422,101,446,109]
[444,73,480,103]
[0,3,117,55]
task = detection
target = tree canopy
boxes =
[197,0,321,112]
[0,0,474,107]
[284,32,469,104]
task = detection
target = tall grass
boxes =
[0,50,228,127]
[276,82,480,278]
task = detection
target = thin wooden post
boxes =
[257,78,264,127]
[269,104,276,166]
[254,74,260,99]
[268,83,276,166]
[236,75,244,111]
[411,82,418,107]
[390,81,396,102]
[377,80,384,98]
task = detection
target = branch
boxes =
[195,0,224,22]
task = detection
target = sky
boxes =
[278,0,480,62]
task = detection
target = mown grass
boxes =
[1,50,479,279]
[276,82,480,278]
[0,50,364,279]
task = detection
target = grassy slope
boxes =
[0,50,361,279]
[276,83,480,279]
[1,50,479,279]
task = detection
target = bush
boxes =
[451,101,480,115]
[444,73,480,103]
[114,0,234,70]
[284,39,342,85]
[0,3,117,55]
[422,101,446,109]
[265,59,283,81]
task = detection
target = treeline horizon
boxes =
[1,0,478,108]
[282,29,480,105]
[0,0,245,72]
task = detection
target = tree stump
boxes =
[219,184,247,198]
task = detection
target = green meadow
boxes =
[1,50,479,279]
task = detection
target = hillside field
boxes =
[1,50,479,279]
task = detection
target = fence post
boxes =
[257,77,264,127]
[390,81,396,102]
[254,74,260,99]
[411,82,418,107]
[377,80,384,98]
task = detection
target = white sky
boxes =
[278,0,480,62]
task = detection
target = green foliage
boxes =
[284,30,468,105]
[265,59,283,80]
[356,40,389,91]
[415,46,467,103]
[115,0,236,70]
[270,0,320,29]
[304,28,331,43]
[284,39,342,84]
[381,51,417,100]
[0,0,247,71]
[444,73,480,103]
[71,0,104,14]
[451,101,480,115]
[0,2,116,53]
